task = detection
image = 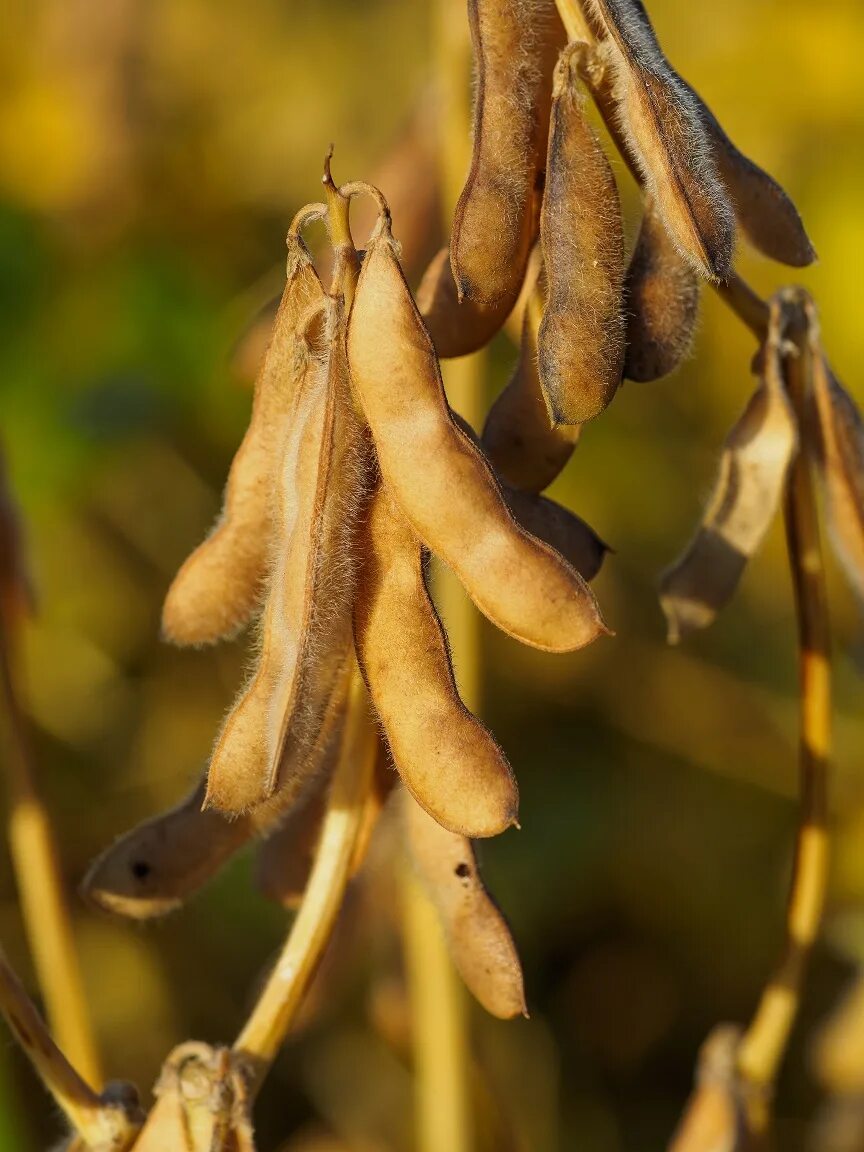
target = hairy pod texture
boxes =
[402,789,526,1020]
[582,0,735,281]
[452,0,564,308]
[624,197,700,382]
[162,244,324,647]
[206,298,372,814]
[354,483,518,839]
[539,43,625,425]
[659,309,798,642]
[347,218,607,652]
[483,266,582,490]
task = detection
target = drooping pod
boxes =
[347,218,608,654]
[539,43,626,425]
[624,197,700,382]
[482,268,582,491]
[583,0,735,281]
[402,789,526,1020]
[82,700,348,919]
[451,0,564,308]
[162,235,325,647]
[667,1026,746,1152]
[690,82,816,269]
[659,306,798,642]
[417,247,520,360]
[353,484,518,839]
[502,488,609,582]
[808,313,864,603]
[206,299,373,813]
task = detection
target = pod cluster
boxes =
[84,180,610,1021]
[661,289,864,645]
[414,0,816,500]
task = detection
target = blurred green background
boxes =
[0,0,863,1148]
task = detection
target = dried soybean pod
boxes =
[691,84,815,269]
[81,779,251,919]
[256,735,394,907]
[624,197,700,382]
[417,247,517,360]
[451,0,564,307]
[402,790,526,1020]
[584,0,735,280]
[809,325,864,602]
[482,271,582,491]
[82,689,349,919]
[347,220,608,653]
[659,310,798,642]
[539,43,625,425]
[206,298,372,813]
[502,488,609,582]
[354,485,518,838]
[162,237,325,647]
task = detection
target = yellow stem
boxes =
[0,624,102,1088]
[554,0,594,41]
[736,300,832,1124]
[401,869,473,1152]
[0,946,138,1149]
[233,663,377,1096]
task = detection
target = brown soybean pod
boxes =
[482,270,582,491]
[162,242,324,647]
[347,221,608,654]
[583,0,735,281]
[502,487,609,582]
[451,0,564,308]
[402,790,526,1020]
[82,689,348,920]
[539,44,626,426]
[354,484,518,839]
[809,333,864,603]
[417,247,518,360]
[206,301,371,813]
[624,197,700,383]
[659,314,798,642]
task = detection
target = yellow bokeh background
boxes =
[0,1,862,1149]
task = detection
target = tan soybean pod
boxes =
[417,247,518,360]
[206,300,371,813]
[502,488,609,582]
[482,271,582,491]
[539,44,625,425]
[402,790,526,1020]
[624,197,700,382]
[659,321,798,643]
[584,0,735,281]
[347,222,608,653]
[82,697,348,919]
[668,1026,744,1152]
[809,328,864,603]
[256,735,395,907]
[354,484,517,838]
[451,0,564,307]
[162,241,324,647]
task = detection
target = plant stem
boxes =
[398,5,481,1152]
[0,612,102,1090]
[0,945,138,1149]
[233,662,377,1096]
[735,301,832,1126]
[402,868,473,1152]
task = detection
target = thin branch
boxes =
[232,662,377,1096]
[735,296,832,1129]
[0,946,139,1150]
[0,490,102,1088]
